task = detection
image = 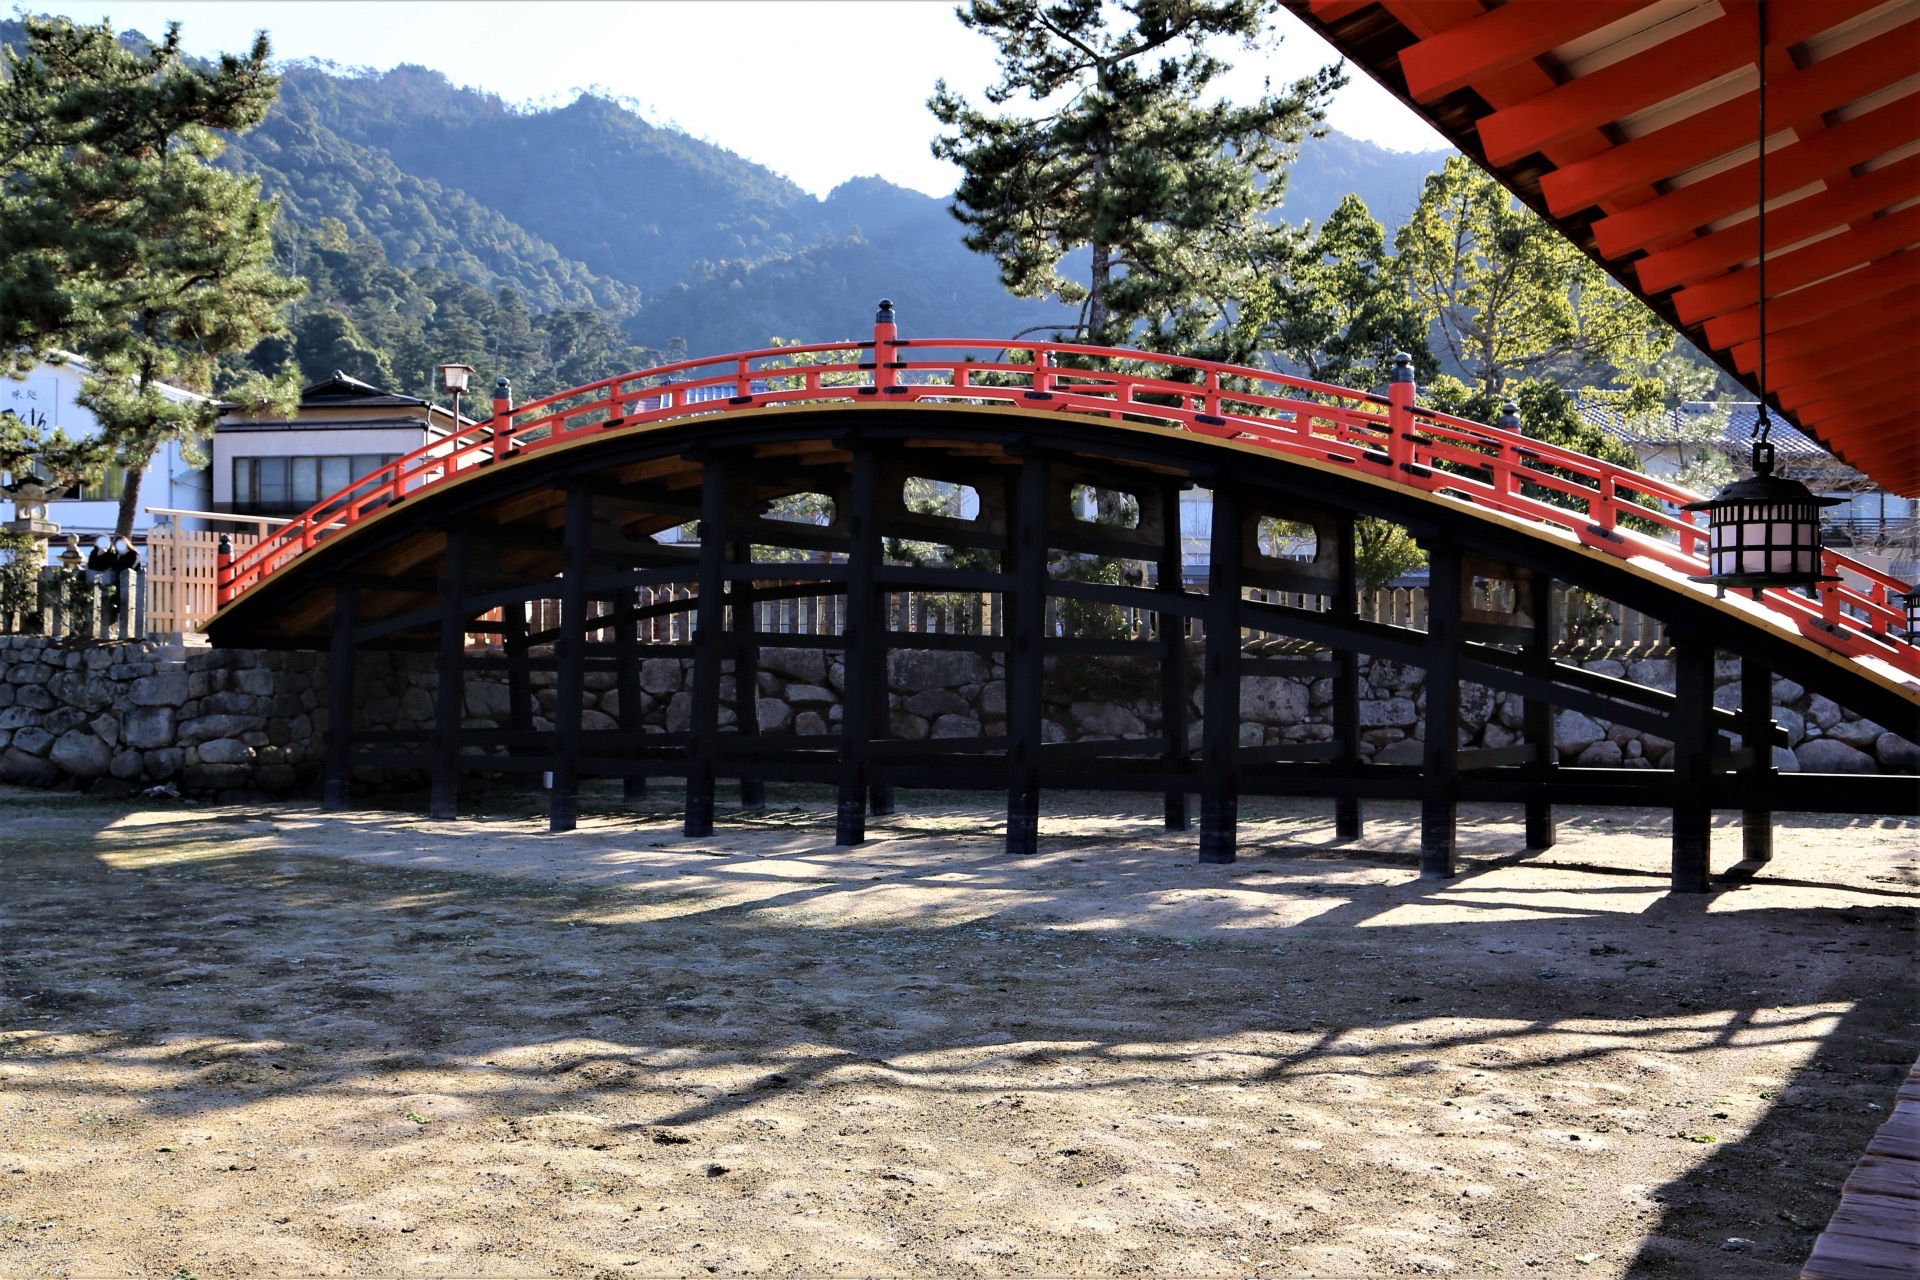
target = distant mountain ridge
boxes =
[3,21,1454,367]
[237,60,1451,349]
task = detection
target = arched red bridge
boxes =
[208,305,1919,888]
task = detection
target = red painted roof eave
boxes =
[1286,2,1918,498]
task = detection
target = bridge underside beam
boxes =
[216,412,1919,893]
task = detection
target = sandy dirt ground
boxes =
[0,782,1914,1280]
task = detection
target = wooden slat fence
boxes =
[145,526,261,636]
[468,579,1670,654]
[130,533,1671,654]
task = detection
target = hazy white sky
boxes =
[30,1,1449,197]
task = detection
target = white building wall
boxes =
[2,360,208,541]
[211,427,432,505]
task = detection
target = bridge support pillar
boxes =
[1420,542,1462,878]
[1005,453,1049,856]
[1199,487,1244,864]
[1160,485,1191,831]
[1523,569,1557,849]
[686,463,727,838]
[1670,638,1714,892]
[837,449,881,846]
[504,602,538,794]
[730,538,766,810]
[429,529,468,821]
[614,585,646,803]
[1741,659,1774,863]
[322,582,358,812]
[550,489,591,835]
[1333,511,1362,841]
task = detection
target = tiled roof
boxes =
[1576,400,1833,460]
[298,371,432,410]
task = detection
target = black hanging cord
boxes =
[1753,0,1773,469]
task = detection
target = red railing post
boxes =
[1593,474,1618,533]
[215,534,233,608]
[873,299,898,392]
[1495,400,1522,497]
[490,376,515,463]
[1387,351,1415,467]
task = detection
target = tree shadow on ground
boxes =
[0,784,1911,1277]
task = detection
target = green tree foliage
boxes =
[930,0,1342,351]
[236,218,668,407]
[1395,156,1672,394]
[1354,517,1424,599]
[289,307,394,388]
[1256,193,1433,390]
[0,16,304,535]
[219,66,637,314]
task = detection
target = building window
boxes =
[232,454,398,515]
[75,465,128,503]
[40,463,127,502]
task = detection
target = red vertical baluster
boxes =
[1386,352,1415,469]
[215,534,233,607]
[1494,400,1521,500]
[873,299,897,392]
[491,377,514,463]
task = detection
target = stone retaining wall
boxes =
[0,636,1910,799]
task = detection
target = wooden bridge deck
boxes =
[1802,1054,1920,1280]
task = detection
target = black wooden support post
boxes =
[1420,541,1463,877]
[429,529,468,820]
[1159,484,1190,831]
[1199,486,1244,864]
[322,582,358,811]
[1670,637,1714,892]
[686,456,728,838]
[1332,511,1362,841]
[614,584,645,802]
[837,448,881,845]
[550,488,592,834]
[867,622,894,820]
[868,561,894,819]
[730,537,766,809]
[1005,451,1050,856]
[504,600,536,793]
[1741,658,1774,864]
[1523,569,1557,849]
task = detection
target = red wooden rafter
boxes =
[1286,0,1920,499]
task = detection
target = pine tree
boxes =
[0,16,304,536]
[1395,156,1671,395]
[1256,193,1433,390]
[929,0,1342,349]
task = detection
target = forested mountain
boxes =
[2,23,1451,399]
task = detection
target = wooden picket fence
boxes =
[143,526,260,635]
[123,523,1670,653]
[486,579,1667,653]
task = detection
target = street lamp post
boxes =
[436,362,476,436]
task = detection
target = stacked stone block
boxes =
[0,635,1909,799]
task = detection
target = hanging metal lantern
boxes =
[1682,437,1839,594]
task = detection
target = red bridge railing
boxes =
[218,313,1918,681]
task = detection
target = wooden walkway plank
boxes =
[1802,1055,1920,1280]
[1804,1235,1920,1280]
